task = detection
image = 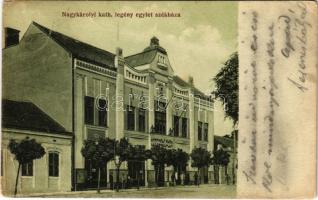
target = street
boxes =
[30,184,236,198]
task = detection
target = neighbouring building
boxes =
[2,21,214,191]
[214,135,237,184]
[1,99,72,195]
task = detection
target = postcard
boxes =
[1,1,317,198]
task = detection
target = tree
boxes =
[150,144,169,187]
[128,145,152,189]
[8,138,45,196]
[165,148,189,185]
[81,138,114,193]
[190,147,212,184]
[113,138,132,192]
[213,147,231,184]
[213,52,238,126]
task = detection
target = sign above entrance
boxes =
[151,138,173,149]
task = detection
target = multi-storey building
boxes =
[2,21,214,192]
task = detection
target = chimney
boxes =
[4,27,20,48]
[150,36,159,47]
[188,76,194,86]
[116,47,123,57]
[115,47,124,74]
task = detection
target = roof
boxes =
[173,76,208,98]
[2,99,71,135]
[125,49,157,68]
[32,21,116,70]
[125,36,167,68]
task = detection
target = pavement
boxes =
[17,184,236,198]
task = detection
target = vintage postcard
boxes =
[1,1,317,199]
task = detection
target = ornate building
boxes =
[2,21,214,192]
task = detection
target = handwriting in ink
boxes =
[242,10,258,185]
[278,2,312,92]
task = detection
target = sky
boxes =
[3,1,237,136]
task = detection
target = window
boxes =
[138,109,146,132]
[49,152,59,177]
[204,123,209,141]
[22,161,33,176]
[181,118,188,138]
[158,55,166,64]
[98,99,107,127]
[156,83,165,97]
[85,96,108,127]
[155,111,166,134]
[84,96,94,125]
[154,101,166,135]
[198,121,203,140]
[127,106,135,131]
[174,116,180,137]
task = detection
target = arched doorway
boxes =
[154,164,165,186]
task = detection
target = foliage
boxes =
[165,148,189,172]
[150,144,169,166]
[213,148,230,167]
[8,138,45,196]
[81,137,115,168]
[9,138,45,164]
[190,147,212,169]
[129,145,152,162]
[213,52,238,125]
[114,138,133,164]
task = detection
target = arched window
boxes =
[48,152,59,177]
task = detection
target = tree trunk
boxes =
[155,165,159,187]
[14,163,21,196]
[213,165,218,184]
[97,167,101,193]
[225,165,229,185]
[116,166,120,192]
[137,170,140,190]
[218,165,222,184]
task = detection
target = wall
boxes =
[74,67,117,169]
[1,129,72,195]
[2,23,73,132]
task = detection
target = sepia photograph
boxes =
[2,1,238,198]
[1,1,317,199]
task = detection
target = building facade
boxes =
[1,100,72,195]
[2,21,214,191]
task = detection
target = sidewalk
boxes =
[15,184,232,197]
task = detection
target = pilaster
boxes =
[166,77,173,135]
[148,71,155,132]
[115,48,125,140]
[207,107,214,152]
[75,73,85,169]
[189,89,195,152]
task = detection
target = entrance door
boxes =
[128,161,145,187]
[85,159,107,189]
[154,164,165,186]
